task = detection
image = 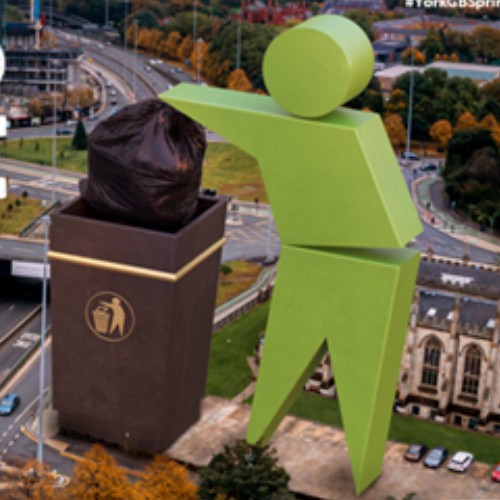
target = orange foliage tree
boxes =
[227,69,253,92]
[134,455,198,500]
[401,48,426,66]
[456,111,478,131]
[430,119,453,149]
[481,113,500,144]
[385,88,408,115]
[62,444,135,500]
[163,31,182,60]
[177,35,194,62]
[2,459,59,500]
[189,39,209,76]
[383,113,407,147]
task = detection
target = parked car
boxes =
[66,119,77,127]
[419,163,438,172]
[448,452,474,472]
[56,128,73,136]
[492,462,500,482]
[401,152,421,161]
[424,446,448,468]
[0,394,20,416]
[404,444,428,462]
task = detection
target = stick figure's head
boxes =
[263,15,374,118]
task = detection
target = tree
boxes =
[163,31,182,60]
[28,97,43,117]
[0,459,58,500]
[227,69,253,92]
[198,440,291,500]
[481,114,500,144]
[63,444,135,500]
[133,9,160,29]
[385,88,408,116]
[134,455,198,500]
[418,26,444,62]
[177,35,193,62]
[430,119,453,149]
[383,114,407,147]
[470,26,500,63]
[72,119,88,150]
[220,264,233,282]
[401,48,426,66]
[455,111,478,131]
[343,9,375,41]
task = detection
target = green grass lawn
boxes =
[216,260,263,307]
[0,139,268,202]
[0,194,46,235]
[210,304,500,465]
[1,138,88,173]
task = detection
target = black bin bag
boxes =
[82,98,206,231]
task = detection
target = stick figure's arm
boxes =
[159,84,283,159]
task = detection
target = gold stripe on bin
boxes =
[47,237,227,282]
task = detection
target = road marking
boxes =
[15,395,40,423]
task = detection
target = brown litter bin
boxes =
[49,195,226,453]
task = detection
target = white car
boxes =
[66,119,77,127]
[448,452,473,472]
[110,89,117,96]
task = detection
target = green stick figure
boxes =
[161,15,422,495]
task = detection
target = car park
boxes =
[404,444,428,462]
[56,128,73,136]
[0,394,20,416]
[401,152,421,161]
[448,452,473,472]
[424,446,448,468]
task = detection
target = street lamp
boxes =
[37,215,50,465]
[133,19,138,101]
[237,9,242,70]
[405,36,414,165]
[197,38,203,84]
[51,60,60,204]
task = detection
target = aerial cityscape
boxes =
[0,0,500,498]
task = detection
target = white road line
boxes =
[15,396,39,423]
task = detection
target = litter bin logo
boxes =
[85,292,135,342]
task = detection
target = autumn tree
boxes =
[385,88,408,116]
[28,97,43,117]
[456,111,478,131]
[189,39,209,76]
[0,459,58,500]
[134,455,198,500]
[177,35,194,62]
[62,444,135,500]
[430,119,453,149]
[163,31,182,60]
[401,48,426,66]
[198,441,291,500]
[481,113,500,144]
[227,69,253,92]
[383,114,407,147]
[470,26,500,63]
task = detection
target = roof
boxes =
[427,62,500,81]
[375,65,423,79]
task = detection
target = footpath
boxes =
[413,175,500,254]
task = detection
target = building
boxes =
[375,64,423,93]
[234,0,311,25]
[267,257,500,436]
[320,0,387,14]
[1,22,82,97]
[427,61,500,84]
[373,40,409,65]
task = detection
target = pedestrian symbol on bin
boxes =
[85,292,135,342]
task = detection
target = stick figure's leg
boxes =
[246,245,420,495]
